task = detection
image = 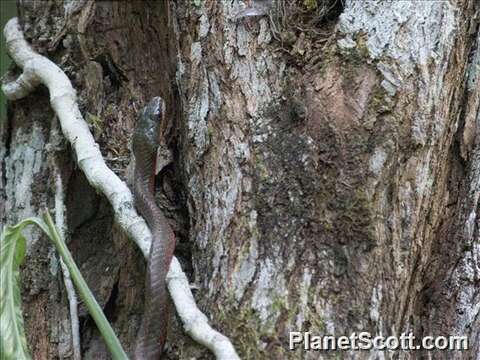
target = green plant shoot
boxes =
[0,211,129,360]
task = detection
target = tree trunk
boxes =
[1,0,478,359]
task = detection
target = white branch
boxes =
[53,149,81,360]
[2,18,239,360]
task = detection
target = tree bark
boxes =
[1,0,478,359]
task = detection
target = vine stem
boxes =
[51,129,81,360]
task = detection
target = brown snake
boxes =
[132,97,176,359]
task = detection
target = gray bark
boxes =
[1,0,478,359]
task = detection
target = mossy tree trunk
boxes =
[1,1,478,359]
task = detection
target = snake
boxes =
[132,97,176,359]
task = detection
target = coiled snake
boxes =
[132,97,176,359]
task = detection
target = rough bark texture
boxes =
[0,0,478,359]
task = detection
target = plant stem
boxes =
[42,210,129,360]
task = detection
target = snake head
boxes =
[134,96,166,149]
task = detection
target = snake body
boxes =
[132,97,176,359]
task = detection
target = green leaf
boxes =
[0,214,128,360]
[0,224,31,360]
